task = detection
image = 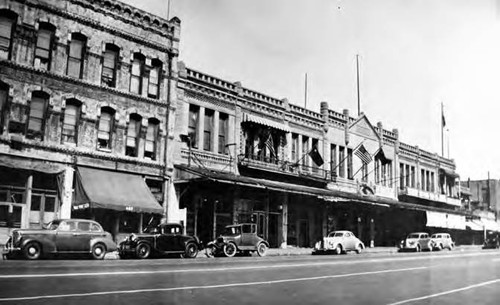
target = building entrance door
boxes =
[298,219,309,247]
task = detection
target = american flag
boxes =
[265,134,276,157]
[354,144,372,164]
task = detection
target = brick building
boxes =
[0,0,180,242]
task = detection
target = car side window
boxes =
[77,222,90,231]
[68,221,77,231]
[345,233,351,237]
[242,225,251,234]
[90,223,101,232]
[58,221,70,231]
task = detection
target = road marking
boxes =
[0,251,496,279]
[0,266,427,302]
[387,278,500,305]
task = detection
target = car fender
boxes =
[259,240,270,248]
[90,237,117,252]
[20,237,56,253]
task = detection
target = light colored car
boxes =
[399,232,434,252]
[3,219,117,260]
[313,230,364,255]
[430,233,454,251]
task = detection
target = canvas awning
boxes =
[425,211,466,230]
[73,167,163,214]
[242,113,290,132]
[482,219,500,232]
[439,168,459,179]
[466,220,484,231]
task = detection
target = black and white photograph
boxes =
[1,0,500,304]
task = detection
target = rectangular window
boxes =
[291,133,299,162]
[67,37,85,78]
[330,144,337,178]
[130,55,144,94]
[430,172,435,192]
[0,16,14,60]
[405,164,410,187]
[347,148,353,180]
[97,111,113,150]
[102,47,117,87]
[0,85,7,134]
[375,159,380,184]
[27,94,48,139]
[387,161,392,187]
[203,109,214,151]
[410,166,415,188]
[188,105,199,149]
[148,65,161,98]
[126,117,140,157]
[144,121,158,160]
[361,162,368,182]
[421,169,425,191]
[426,171,430,192]
[339,146,345,178]
[218,113,228,154]
[301,136,309,166]
[62,104,79,144]
[35,28,53,70]
[399,163,405,189]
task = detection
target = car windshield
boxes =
[431,234,439,238]
[144,226,160,234]
[408,234,421,239]
[47,221,60,230]
[224,226,241,235]
[333,232,344,237]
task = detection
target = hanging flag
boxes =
[308,146,324,166]
[442,112,446,128]
[265,133,276,157]
[354,144,372,164]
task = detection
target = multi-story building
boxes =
[0,0,180,242]
[173,65,468,248]
[0,0,479,248]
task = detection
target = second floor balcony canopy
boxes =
[242,113,290,132]
[439,168,459,179]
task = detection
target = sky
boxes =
[122,0,500,180]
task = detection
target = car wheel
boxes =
[334,244,343,255]
[355,243,363,254]
[428,244,433,252]
[184,243,198,259]
[256,243,267,257]
[416,244,421,252]
[136,243,151,259]
[91,243,106,260]
[438,244,443,251]
[23,242,42,260]
[448,243,454,251]
[223,242,237,257]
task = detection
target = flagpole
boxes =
[441,102,444,157]
[356,54,361,116]
[304,73,308,109]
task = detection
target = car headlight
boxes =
[130,234,138,242]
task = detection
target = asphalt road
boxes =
[1,249,500,305]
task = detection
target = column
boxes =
[370,218,375,248]
[297,135,303,166]
[59,166,74,219]
[23,174,33,229]
[280,195,288,248]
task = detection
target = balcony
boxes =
[238,154,330,182]
[399,187,461,207]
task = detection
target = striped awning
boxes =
[242,113,290,132]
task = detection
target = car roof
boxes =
[330,230,352,234]
[226,223,255,227]
[409,232,428,234]
[53,219,98,223]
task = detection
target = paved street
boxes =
[0,248,499,305]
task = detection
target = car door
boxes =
[344,232,355,250]
[56,220,88,252]
[241,224,253,248]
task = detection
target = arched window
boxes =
[67,33,87,78]
[61,99,81,144]
[148,59,162,98]
[125,113,141,157]
[102,43,119,87]
[144,118,159,160]
[35,23,55,70]
[130,53,145,94]
[97,107,114,150]
[27,91,49,140]
[0,81,8,134]
[0,10,17,60]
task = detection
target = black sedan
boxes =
[118,223,202,259]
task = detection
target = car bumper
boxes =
[2,241,21,258]
[118,243,137,254]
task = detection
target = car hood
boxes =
[11,228,53,235]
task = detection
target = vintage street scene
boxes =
[0,0,500,304]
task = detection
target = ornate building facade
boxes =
[0,0,180,242]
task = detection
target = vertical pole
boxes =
[447,129,450,158]
[441,102,444,157]
[167,0,171,20]
[356,54,361,116]
[304,73,308,109]
[24,174,33,229]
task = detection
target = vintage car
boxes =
[483,231,500,249]
[313,230,364,255]
[3,219,117,260]
[118,223,202,259]
[430,233,454,250]
[205,223,269,257]
[399,232,434,252]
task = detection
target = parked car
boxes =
[430,233,454,250]
[2,219,117,260]
[313,230,364,255]
[483,231,500,249]
[118,223,202,259]
[399,232,434,252]
[205,223,269,257]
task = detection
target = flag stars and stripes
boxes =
[355,144,372,164]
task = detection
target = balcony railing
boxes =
[238,154,332,181]
[399,187,461,207]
